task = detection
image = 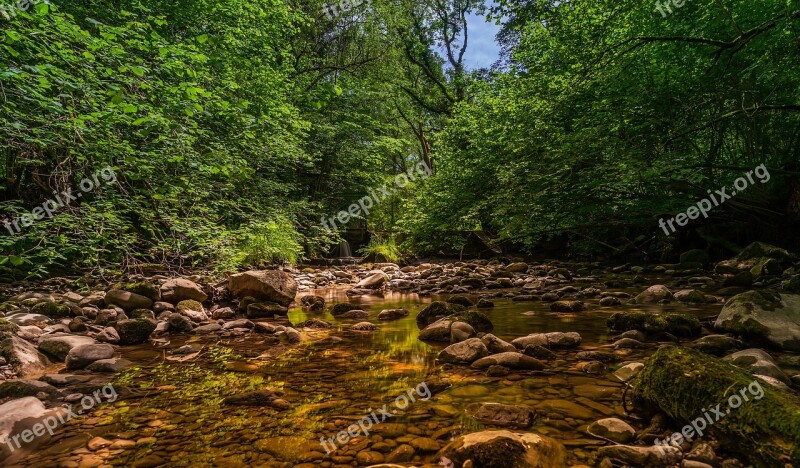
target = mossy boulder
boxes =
[714,290,800,351]
[176,300,204,313]
[631,346,800,467]
[715,242,795,277]
[679,249,710,266]
[117,282,160,301]
[416,301,467,328]
[452,310,493,333]
[0,319,19,334]
[115,319,156,345]
[30,302,71,318]
[607,311,701,337]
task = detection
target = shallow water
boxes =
[8,285,723,467]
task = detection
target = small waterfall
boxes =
[337,240,352,258]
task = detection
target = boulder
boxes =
[608,311,701,337]
[689,335,741,356]
[115,319,156,345]
[722,348,790,384]
[506,262,529,273]
[29,302,71,318]
[65,344,115,370]
[450,321,476,343]
[471,352,545,370]
[587,418,635,444]
[634,285,673,304]
[229,270,298,306]
[549,301,586,312]
[715,242,794,277]
[0,379,60,399]
[38,334,96,361]
[416,301,466,328]
[331,303,363,316]
[339,310,369,319]
[104,289,153,311]
[512,332,581,349]
[247,302,288,319]
[86,358,132,373]
[437,430,566,467]
[300,295,325,312]
[351,322,378,331]
[714,290,800,351]
[597,445,681,467]
[438,338,488,364]
[419,318,455,342]
[0,333,49,377]
[674,289,707,304]
[481,333,516,354]
[355,271,390,289]
[468,403,536,429]
[378,308,409,321]
[159,278,207,303]
[632,346,800,466]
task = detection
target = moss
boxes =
[632,346,800,467]
[30,301,71,318]
[177,300,203,313]
[737,242,793,262]
[0,319,19,334]
[122,282,160,301]
[607,311,701,337]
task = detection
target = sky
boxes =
[464,11,502,69]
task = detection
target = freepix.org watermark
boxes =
[654,380,764,454]
[659,164,770,236]
[655,0,687,18]
[321,161,431,231]
[0,0,48,20]
[319,382,431,454]
[2,384,118,453]
[2,167,117,236]
[322,0,370,20]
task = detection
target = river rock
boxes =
[689,335,741,356]
[674,289,707,304]
[613,362,644,382]
[351,322,377,331]
[38,334,96,361]
[419,318,454,342]
[608,311,701,337]
[104,289,153,311]
[512,332,581,349]
[86,358,132,373]
[65,344,115,370]
[300,295,325,311]
[159,278,207,303]
[416,301,466,328]
[481,333,516,354]
[246,302,288,319]
[167,313,194,333]
[437,430,566,467]
[378,308,408,321]
[0,333,49,377]
[0,379,60,399]
[450,321,475,343]
[229,270,298,306]
[469,403,536,429]
[331,303,363,316]
[471,352,544,370]
[339,310,369,319]
[356,271,390,289]
[587,418,635,443]
[96,327,121,344]
[5,313,53,326]
[115,319,156,345]
[714,242,794,276]
[549,301,586,312]
[722,348,790,384]
[714,290,800,351]
[634,285,673,304]
[438,338,488,364]
[597,445,681,467]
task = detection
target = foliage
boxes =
[358,235,402,263]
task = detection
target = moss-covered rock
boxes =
[416,301,467,328]
[607,311,701,337]
[0,319,19,334]
[437,430,566,468]
[115,319,156,345]
[631,346,800,467]
[121,282,161,301]
[715,242,795,276]
[30,302,72,318]
[714,290,800,351]
[176,299,204,313]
